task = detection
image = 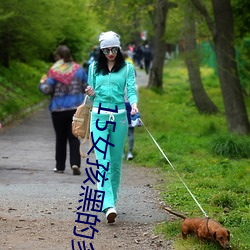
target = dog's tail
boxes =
[162,206,187,220]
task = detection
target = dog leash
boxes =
[139,118,209,218]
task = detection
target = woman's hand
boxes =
[131,103,138,116]
[40,74,47,83]
[85,86,95,97]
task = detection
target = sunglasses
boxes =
[102,47,119,55]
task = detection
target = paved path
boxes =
[0,71,173,249]
[135,68,149,88]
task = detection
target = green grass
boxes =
[0,60,50,123]
[129,58,250,250]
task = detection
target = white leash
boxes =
[139,118,209,218]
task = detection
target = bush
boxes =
[210,191,237,209]
[0,60,49,123]
[210,135,250,159]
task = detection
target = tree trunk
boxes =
[147,0,169,89]
[212,0,250,134]
[191,0,250,134]
[184,4,218,114]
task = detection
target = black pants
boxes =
[51,110,80,171]
[127,127,134,152]
[144,59,151,74]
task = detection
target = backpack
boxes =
[72,95,93,158]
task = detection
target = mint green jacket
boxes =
[87,62,138,110]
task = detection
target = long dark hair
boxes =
[95,48,126,75]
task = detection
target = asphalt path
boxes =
[0,69,172,249]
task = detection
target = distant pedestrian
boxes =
[134,45,144,69]
[123,52,137,160]
[39,45,88,175]
[87,46,99,69]
[143,44,152,74]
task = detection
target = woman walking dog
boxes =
[85,31,138,223]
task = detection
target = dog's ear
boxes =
[213,231,217,240]
[227,230,230,240]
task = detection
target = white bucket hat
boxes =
[99,31,121,49]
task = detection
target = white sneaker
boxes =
[105,207,117,223]
[53,168,64,173]
[72,165,81,175]
[127,152,133,160]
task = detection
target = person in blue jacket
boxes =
[85,31,138,223]
[39,45,88,175]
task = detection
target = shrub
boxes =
[210,191,237,209]
[210,135,250,159]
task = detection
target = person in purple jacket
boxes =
[39,45,88,175]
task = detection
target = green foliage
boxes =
[0,60,49,122]
[130,58,250,249]
[236,37,250,95]
[0,0,100,66]
[165,0,213,45]
[165,3,184,44]
[90,0,156,46]
[210,134,250,159]
[210,191,238,209]
[154,221,181,240]
[232,0,250,39]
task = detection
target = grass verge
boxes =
[128,58,250,250]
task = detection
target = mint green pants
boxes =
[90,111,128,212]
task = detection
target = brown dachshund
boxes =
[162,207,231,249]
